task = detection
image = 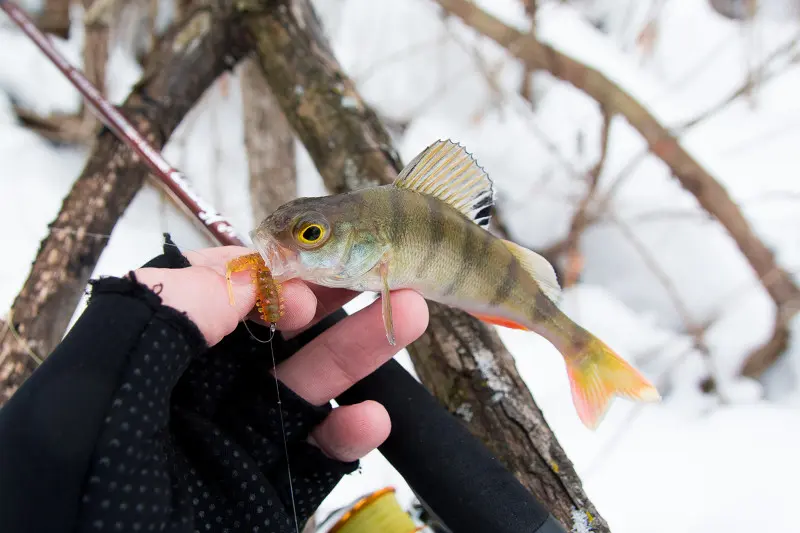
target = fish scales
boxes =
[361,186,553,333]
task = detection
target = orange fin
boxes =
[566,337,661,429]
[470,313,530,331]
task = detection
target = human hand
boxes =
[0,238,429,533]
[0,237,564,533]
[134,244,430,462]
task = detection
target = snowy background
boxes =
[3,0,800,531]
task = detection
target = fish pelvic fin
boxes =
[379,256,396,346]
[565,336,661,430]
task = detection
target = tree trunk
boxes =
[0,3,254,403]
[239,1,610,530]
[240,57,297,222]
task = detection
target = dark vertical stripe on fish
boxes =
[490,253,519,306]
[389,189,406,245]
[354,195,366,222]
[444,222,492,297]
[530,290,554,323]
[415,194,446,278]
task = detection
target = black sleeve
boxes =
[338,359,566,533]
[0,236,356,533]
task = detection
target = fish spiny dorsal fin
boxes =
[394,139,494,228]
[500,239,562,304]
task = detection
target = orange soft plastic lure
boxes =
[225,253,285,325]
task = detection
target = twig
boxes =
[608,212,726,396]
[353,34,449,86]
[12,0,111,145]
[742,0,760,108]
[440,13,506,120]
[518,0,538,106]
[588,30,800,230]
[678,29,800,130]
[562,106,612,287]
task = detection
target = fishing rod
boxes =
[0,2,567,532]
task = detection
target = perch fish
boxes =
[234,140,661,429]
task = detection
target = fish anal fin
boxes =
[394,139,494,228]
[470,313,530,331]
[500,239,561,304]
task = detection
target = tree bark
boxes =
[434,0,800,379]
[37,0,72,39]
[0,3,253,403]
[240,1,609,530]
[240,57,297,222]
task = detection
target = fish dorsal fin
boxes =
[394,139,494,228]
[501,239,562,304]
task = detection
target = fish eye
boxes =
[297,222,326,245]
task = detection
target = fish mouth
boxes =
[249,229,299,282]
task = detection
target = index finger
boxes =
[140,246,346,340]
[184,245,357,326]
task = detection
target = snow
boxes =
[3,0,800,532]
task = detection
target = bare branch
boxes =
[434,0,800,378]
[13,0,110,145]
[0,3,253,403]
[679,29,800,130]
[741,320,792,378]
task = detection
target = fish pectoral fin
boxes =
[379,257,396,346]
[500,239,562,304]
[469,313,530,331]
[393,139,494,228]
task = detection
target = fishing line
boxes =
[241,319,273,345]
[267,323,301,533]
[37,225,299,528]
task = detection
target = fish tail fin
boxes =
[564,336,661,430]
